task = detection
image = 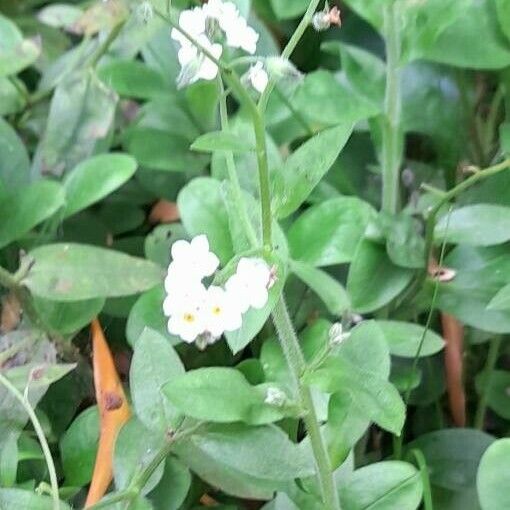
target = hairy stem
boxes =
[89,21,126,68]
[258,0,322,113]
[217,78,259,247]
[381,0,403,214]
[272,299,340,510]
[474,336,502,430]
[0,372,60,510]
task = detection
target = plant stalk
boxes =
[381,1,403,214]
[272,298,340,510]
[0,372,60,510]
[474,336,502,430]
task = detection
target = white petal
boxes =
[171,239,191,261]
[250,285,269,309]
[191,234,209,254]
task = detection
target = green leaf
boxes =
[436,245,510,333]
[488,283,510,310]
[97,60,167,99]
[63,153,137,218]
[0,117,30,191]
[0,433,17,487]
[475,370,510,420]
[495,0,510,40]
[163,367,287,425]
[0,77,26,116]
[273,124,354,218]
[145,224,188,268]
[477,438,510,510]
[177,177,234,265]
[33,297,105,334]
[191,131,254,153]
[34,70,117,177]
[408,0,510,69]
[124,127,208,173]
[0,15,40,77]
[326,392,369,469]
[126,286,179,346]
[37,4,82,28]
[149,457,191,510]
[382,212,426,269]
[293,70,380,127]
[131,328,184,432]
[60,406,99,486]
[376,320,445,358]
[290,260,350,316]
[24,243,163,301]
[287,197,375,267]
[307,357,404,435]
[339,461,423,510]
[113,418,165,495]
[347,240,414,313]
[330,42,385,108]
[0,180,65,248]
[435,205,510,246]
[175,423,313,499]
[408,429,494,491]
[0,489,69,510]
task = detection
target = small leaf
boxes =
[24,243,163,301]
[477,438,510,510]
[347,240,414,313]
[191,131,254,153]
[0,180,65,248]
[274,124,354,218]
[339,461,423,510]
[287,197,375,267]
[0,117,30,190]
[290,260,350,316]
[130,328,184,432]
[163,367,287,425]
[376,320,445,358]
[63,153,137,218]
[435,205,510,246]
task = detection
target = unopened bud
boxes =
[264,387,287,407]
[329,322,350,346]
[265,56,302,82]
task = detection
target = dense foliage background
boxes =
[1,0,510,509]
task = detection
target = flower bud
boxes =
[312,5,341,32]
[265,56,302,82]
[329,322,350,346]
[264,387,287,407]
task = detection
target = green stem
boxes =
[474,336,502,430]
[89,21,126,68]
[381,0,403,214]
[0,372,60,510]
[272,298,340,510]
[409,449,434,510]
[88,424,202,509]
[258,0,322,113]
[217,78,259,248]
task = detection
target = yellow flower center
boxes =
[183,313,195,323]
[212,305,222,316]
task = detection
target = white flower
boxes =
[225,257,271,313]
[170,234,220,280]
[176,35,223,87]
[203,0,259,54]
[201,285,243,337]
[170,7,207,47]
[247,62,269,93]
[166,288,207,343]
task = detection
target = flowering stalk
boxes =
[272,299,341,510]
[381,0,403,214]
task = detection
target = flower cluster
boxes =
[163,235,272,347]
[171,0,267,89]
